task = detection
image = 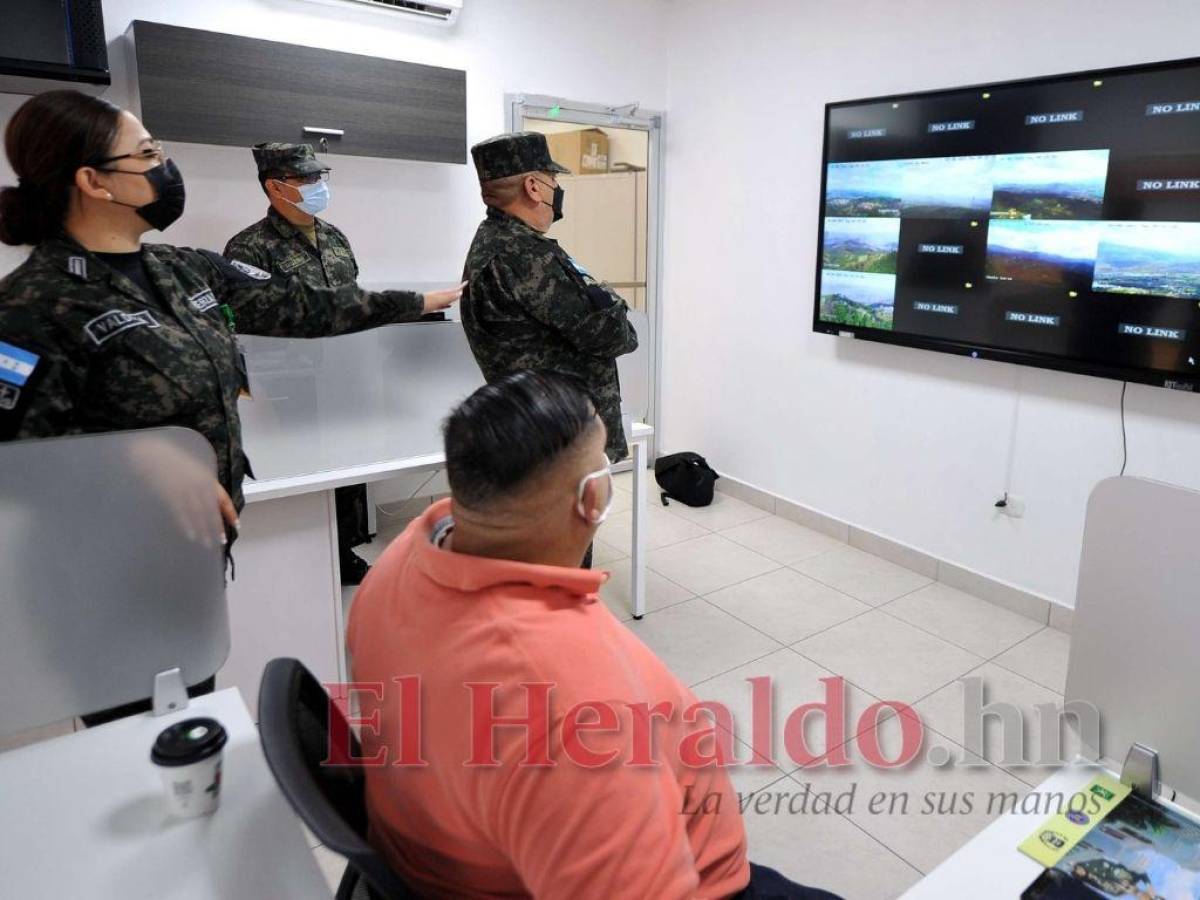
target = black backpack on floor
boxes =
[655,452,719,507]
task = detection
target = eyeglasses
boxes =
[277,171,330,186]
[90,140,166,166]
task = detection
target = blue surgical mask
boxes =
[290,180,330,216]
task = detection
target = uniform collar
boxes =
[32,236,109,283]
[267,205,324,242]
[412,499,606,599]
[484,206,554,243]
[32,237,168,292]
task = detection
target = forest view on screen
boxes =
[815,58,1200,389]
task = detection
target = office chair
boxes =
[258,657,417,900]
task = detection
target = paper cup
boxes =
[151,717,228,818]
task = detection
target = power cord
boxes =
[1119,381,1129,477]
[374,468,444,519]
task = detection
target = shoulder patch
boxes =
[566,256,591,278]
[84,310,160,346]
[0,340,40,388]
[229,259,272,281]
[67,256,88,279]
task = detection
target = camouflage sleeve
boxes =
[222,233,273,277]
[330,225,360,279]
[490,254,638,359]
[192,250,425,337]
[0,325,86,442]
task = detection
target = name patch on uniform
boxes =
[188,289,220,313]
[84,310,160,346]
[278,255,307,275]
[229,259,272,281]
[0,340,39,387]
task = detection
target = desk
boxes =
[0,688,329,899]
[221,422,655,712]
[901,761,1105,898]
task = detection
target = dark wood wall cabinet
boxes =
[128,21,466,164]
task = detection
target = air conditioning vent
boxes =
[305,0,463,25]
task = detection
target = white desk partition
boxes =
[238,320,483,480]
[237,298,650,481]
[1068,476,1200,799]
[0,428,228,736]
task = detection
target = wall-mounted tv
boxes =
[814,56,1200,392]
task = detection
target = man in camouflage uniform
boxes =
[224,142,372,583]
[461,132,638,464]
[224,142,360,291]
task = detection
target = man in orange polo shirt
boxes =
[347,371,841,899]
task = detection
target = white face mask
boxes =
[576,460,614,525]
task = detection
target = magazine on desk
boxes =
[1020,774,1200,899]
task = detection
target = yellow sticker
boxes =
[1018,774,1131,868]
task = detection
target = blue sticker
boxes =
[0,340,39,387]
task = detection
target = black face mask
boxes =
[535,177,565,223]
[102,159,187,232]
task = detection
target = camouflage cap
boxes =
[250,142,331,178]
[471,132,570,183]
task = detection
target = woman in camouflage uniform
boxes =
[0,90,453,723]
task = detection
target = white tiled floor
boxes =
[317,472,1073,899]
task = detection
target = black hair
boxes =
[0,90,123,246]
[443,370,599,508]
[258,171,283,194]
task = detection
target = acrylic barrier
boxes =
[1068,475,1200,801]
[0,427,229,736]
[236,285,650,482]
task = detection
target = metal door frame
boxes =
[505,94,665,462]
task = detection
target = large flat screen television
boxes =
[814,56,1200,392]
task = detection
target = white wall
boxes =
[0,0,669,279]
[661,0,1200,606]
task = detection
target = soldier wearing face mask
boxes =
[224,143,347,286]
[461,132,638,477]
[224,143,463,585]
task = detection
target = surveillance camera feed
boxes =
[815,58,1200,390]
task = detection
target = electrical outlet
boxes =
[998,495,1026,518]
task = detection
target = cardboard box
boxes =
[544,128,609,175]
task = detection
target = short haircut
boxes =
[479,173,527,208]
[444,371,597,508]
